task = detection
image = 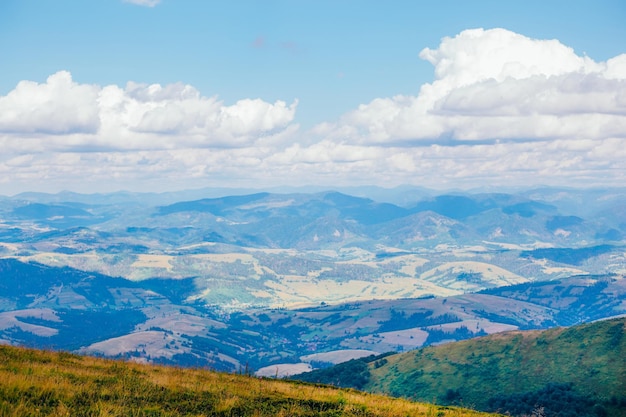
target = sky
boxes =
[0,0,625,195]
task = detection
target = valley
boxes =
[0,187,625,376]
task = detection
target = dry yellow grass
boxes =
[0,345,500,417]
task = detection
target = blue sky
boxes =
[0,0,625,194]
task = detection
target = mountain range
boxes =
[0,186,625,375]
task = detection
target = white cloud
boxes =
[323,28,626,145]
[109,81,297,149]
[0,71,100,135]
[419,28,601,87]
[123,0,160,7]
[0,72,298,152]
[2,134,625,194]
[1,28,625,194]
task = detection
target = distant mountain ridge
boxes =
[3,188,624,249]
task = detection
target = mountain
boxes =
[0,344,498,417]
[1,187,625,373]
[293,317,626,417]
[2,189,625,307]
[5,188,625,250]
[1,257,624,374]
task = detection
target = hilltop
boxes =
[293,317,626,417]
[0,344,497,417]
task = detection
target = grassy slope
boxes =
[0,345,498,417]
[367,317,626,412]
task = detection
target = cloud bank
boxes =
[1,28,625,193]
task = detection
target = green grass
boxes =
[0,344,499,417]
[367,317,626,415]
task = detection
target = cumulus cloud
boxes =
[0,72,298,152]
[419,28,601,87]
[0,71,100,135]
[324,28,626,145]
[1,28,625,193]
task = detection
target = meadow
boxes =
[0,345,498,417]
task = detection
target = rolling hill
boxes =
[293,317,626,417]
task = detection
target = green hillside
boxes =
[368,317,626,416]
[294,317,626,417]
[0,345,497,417]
